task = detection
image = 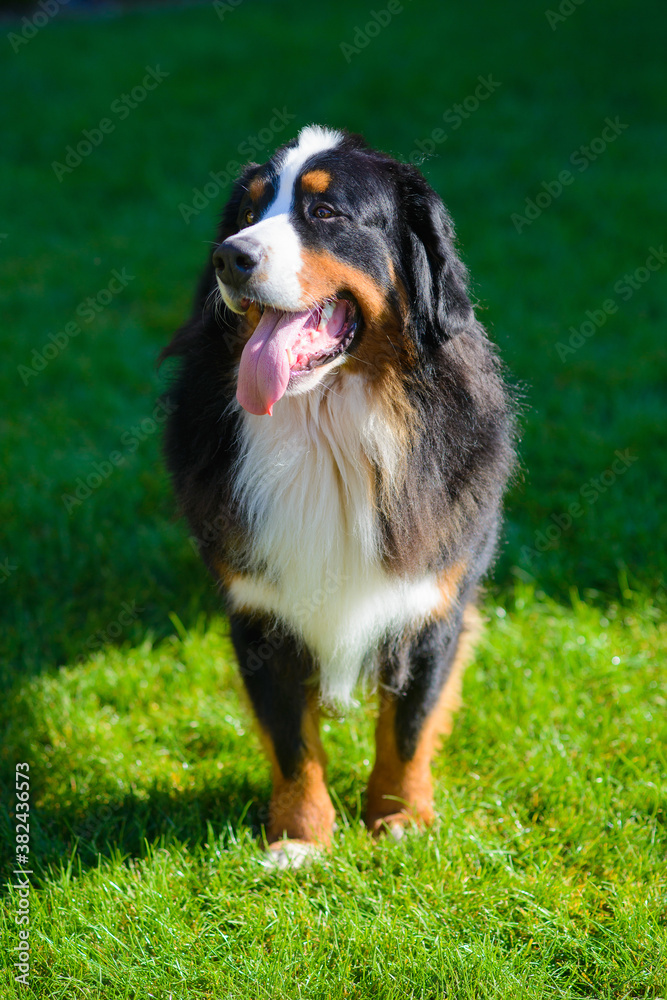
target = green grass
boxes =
[0,1,665,997]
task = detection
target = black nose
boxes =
[212,237,264,288]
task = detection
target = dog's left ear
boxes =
[395,163,473,346]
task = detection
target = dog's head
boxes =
[213,125,473,415]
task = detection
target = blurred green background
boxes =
[0,2,665,997]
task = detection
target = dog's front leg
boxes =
[366,605,481,838]
[230,613,335,860]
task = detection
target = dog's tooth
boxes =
[321,301,336,326]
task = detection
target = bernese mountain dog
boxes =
[162,125,514,865]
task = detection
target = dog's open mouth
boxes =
[236,295,359,416]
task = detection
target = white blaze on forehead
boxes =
[267,125,343,219]
[232,126,343,310]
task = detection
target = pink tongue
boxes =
[236,308,314,416]
[236,301,350,416]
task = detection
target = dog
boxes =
[162,125,514,864]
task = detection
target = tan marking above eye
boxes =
[301,169,332,194]
[248,176,267,201]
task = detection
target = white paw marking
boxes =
[261,840,323,870]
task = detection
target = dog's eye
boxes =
[312,204,336,220]
[243,208,255,226]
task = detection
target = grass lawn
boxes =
[0,1,665,997]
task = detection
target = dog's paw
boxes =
[368,813,409,841]
[367,811,424,842]
[261,839,323,870]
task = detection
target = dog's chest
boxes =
[227,381,441,703]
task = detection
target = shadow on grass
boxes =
[3,527,222,686]
[0,748,368,892]
[0,621,371,889]
[0,767,273,891]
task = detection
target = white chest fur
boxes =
[228,375,442,705]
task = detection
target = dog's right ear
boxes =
[394,162,474,349]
